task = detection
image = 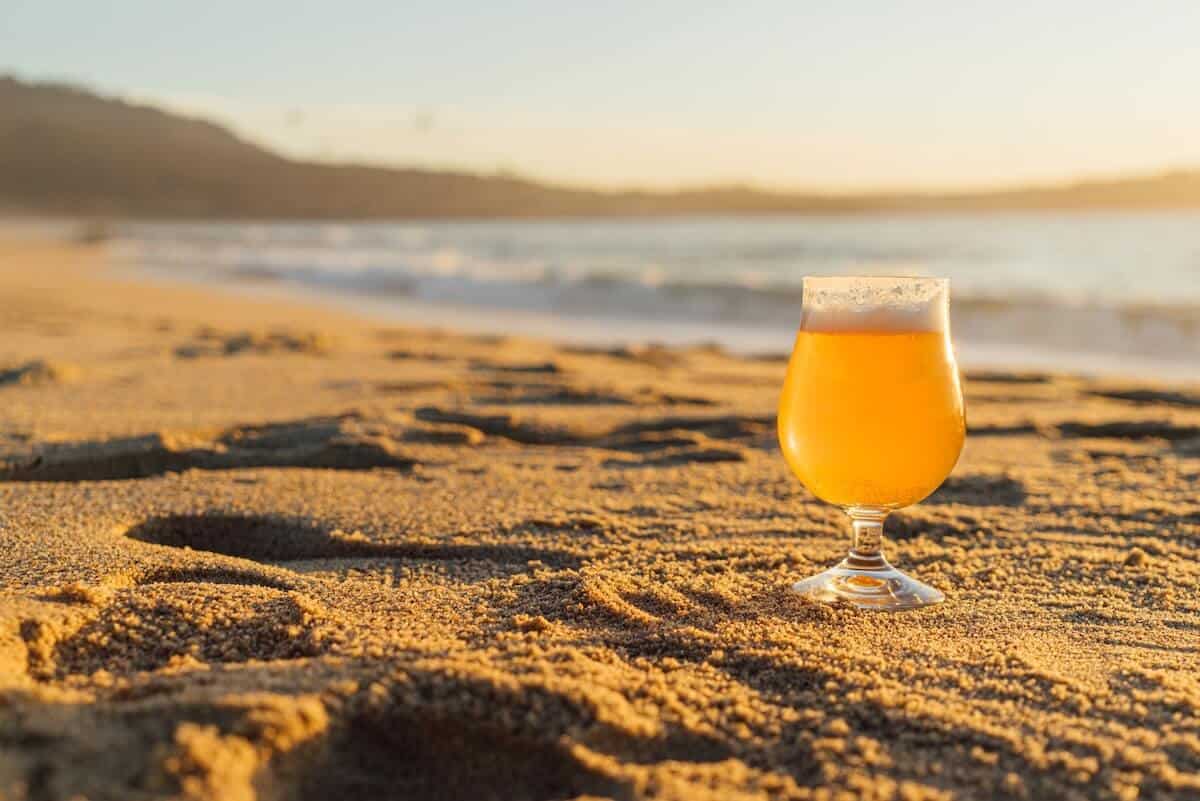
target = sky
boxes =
[3,0,1199,191]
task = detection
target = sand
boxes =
[0,240,1198,801]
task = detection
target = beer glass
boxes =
[778,276,964,610]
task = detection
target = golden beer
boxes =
[779,276,964,610]
[778,329,965,508]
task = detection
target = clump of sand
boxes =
[0,358,81,386]
[175,326,334,358]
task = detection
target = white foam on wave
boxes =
[799,277,948,333]
[109,223,1200,372]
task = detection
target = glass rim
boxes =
[802,275,948,286]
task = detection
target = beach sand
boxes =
[1,240,1198,801]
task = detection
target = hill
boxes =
[3,76,1200,218]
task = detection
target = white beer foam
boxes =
[800,277,948,333]
[801,303,948,332]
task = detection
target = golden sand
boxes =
[0,241,1198,800]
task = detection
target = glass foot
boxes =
[792,555,944,611]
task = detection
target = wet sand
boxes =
[1,240,1198,801]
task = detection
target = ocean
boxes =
[107,213,1200,379]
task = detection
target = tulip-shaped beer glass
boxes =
[778,277,965,610]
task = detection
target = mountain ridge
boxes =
[3,75,1200,218]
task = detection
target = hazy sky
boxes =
[3,1,1199,190]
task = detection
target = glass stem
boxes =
[845,506,889,569]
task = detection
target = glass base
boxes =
[792,553,944,611]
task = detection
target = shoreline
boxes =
[9,215,1200,381]
[115,247,1200,385]
[154,274,1200,382]
[1,238,1198,800]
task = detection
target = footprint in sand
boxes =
[927,474,1028,507]
[174,328,333,358]
[296,664,733,801]
[0,359,82,386]
[414,406,765,466]
[26,513,590,682]
[1,415,417,482]
[124,514,585,573]
[26,582,341,680]
[1086,387,1200,408]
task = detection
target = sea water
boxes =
[108,212,1200,379]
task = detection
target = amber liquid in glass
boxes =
[778,329,965,509]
